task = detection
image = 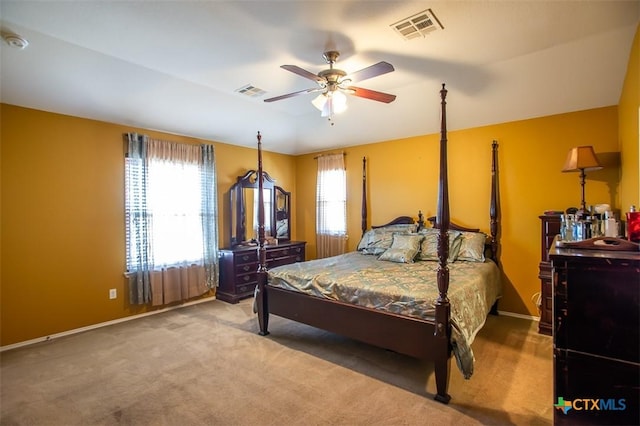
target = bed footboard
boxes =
[257,285,452,402]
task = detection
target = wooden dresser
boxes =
[550,242,639,425]
[538,213,561,335]
[217,241,306,303]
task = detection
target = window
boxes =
[125,133,218,305]
[317,168,347,234]
[316,154,347,257]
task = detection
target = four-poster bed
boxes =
[253,85,500,404]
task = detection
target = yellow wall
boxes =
[618,24,640,211]
[0,105,295,346]
[295,106,620,317]
[3,21,637,345]
[0,103,624,346]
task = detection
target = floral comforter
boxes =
[267,252,502,378]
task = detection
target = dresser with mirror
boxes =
[218,170,306,303]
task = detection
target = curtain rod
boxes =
[314,152,345,159]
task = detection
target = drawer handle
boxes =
[242,265,251,272]
[243,275,250,282]
[242,255,249,261]
[556,316,562,335]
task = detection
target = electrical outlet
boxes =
[109,289,117,299]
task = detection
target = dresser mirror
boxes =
[274,186,290,240]
[229,170,290,246]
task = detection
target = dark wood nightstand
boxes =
[538,214,561,335]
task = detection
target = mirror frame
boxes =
[274,185,291,241]
[229,170,291,246]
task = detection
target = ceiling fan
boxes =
[264,51,396,117]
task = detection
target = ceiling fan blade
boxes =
[347,86,396,103]
[263,87,322,103]
[281,65,324,83]
[347,61,394,83]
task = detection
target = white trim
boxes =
[1,300,541,352]
[0,297,217,353]
[498,310,540,322]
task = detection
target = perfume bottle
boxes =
[561,214,576,241]
[626,205,640,243]
[603,211,618,237]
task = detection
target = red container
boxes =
[627,211,640,243]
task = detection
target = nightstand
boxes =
[538,213,561,335]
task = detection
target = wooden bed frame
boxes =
[253,85,500,404]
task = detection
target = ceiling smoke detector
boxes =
[2,33,29,49]
[391,9,443,41]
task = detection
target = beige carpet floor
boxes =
[0,299,553,425]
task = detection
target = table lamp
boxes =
[562,146,603,216]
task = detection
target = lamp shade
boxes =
[311,93,327,111]
[562,146,603,172]
[311,91,348,117]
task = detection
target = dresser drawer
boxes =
[267,246,302,259]
[556,261,639,363]
[236,272,257,285]
[236,282,256,296]
[234,251,258,264]
[218,241,306,303]
[268,257,297,268]
[235,262,257,275]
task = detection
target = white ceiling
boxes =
[1,1,638,155]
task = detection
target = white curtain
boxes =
[125,134,218,306]
[316,154,347,258]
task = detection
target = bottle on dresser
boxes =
[603,210,619,237]
[627,205,640,243]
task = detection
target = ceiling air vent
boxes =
[235,84,266,97]
[391,9,443,41]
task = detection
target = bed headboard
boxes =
[371,211,425,231]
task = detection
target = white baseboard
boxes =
[0,297,217,353]
[498,310,540,322]
[1,299,540,352]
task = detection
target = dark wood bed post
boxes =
[362,157,367,236]
[434,83,452,404]
[490,140,500,262]
[255,131,270,336]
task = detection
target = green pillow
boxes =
[357,225,416,255]
[378,234,423,263]
[417,229,462,262]
[456,231,487,262]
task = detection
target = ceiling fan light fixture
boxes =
[311,93,327,111]
[321,100,333,118]
[332,91,348,113]
[265,50,395,115]
[312,91,348,117]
